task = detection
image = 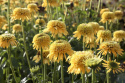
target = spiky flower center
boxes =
[109,61,118,69]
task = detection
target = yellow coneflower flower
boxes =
[12,24,22,33]
[35,18,46,27]
[85,56,102,69]
[32,33,50,50]
[98,26,104,31]
[88,22,100,35]
[67,51,93,74]
[0,16,7,28]
[100,8,110,16]
[43,20,68,38]
[33,50,50,65]
[74,0,79,7]
[114,10,123,20]
[85,39,97,49]
[0,33,17,48]
[25,0,38,3]
[48,40,73,63]
[98,41,123,57]
[103,59,123,74]
[112,30,125,42]
[96,30,112,43]
[11,8,31,21]
[100,12,115,23]
[42,0,61,7]
[121,61,125,71]
[2,24,8,30]
[27,3,39,14]
[73,23,94,43]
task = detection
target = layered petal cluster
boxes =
[114,10,123,20]
[100,8,110,16]
[2,24,8,30]
[12,24,22,33]
[27,4,39,14]
[48,40,73,63]
[35,18,46,27]
[42,0,61,7]
[43,20,68,38]
[0,33,17,48]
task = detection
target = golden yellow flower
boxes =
[42,0,61,7]
[112,30,125,42]
[98,26,104,31]
[85,39,97,49]
[103,59,123,74]
[100,12,115,23]
[0,16,7,28]
[33,50,50,65]
[43,20,68,38]
[114,10,123,20]
[0,33,17,48]
[67,51,93,74]
[96,30,112,43]
[100,8,110,16]
[2,24,8,30]
[0,0,3,4]
[35,19,46,27]
[27,4,39,14]
[32,33,50,50]
[98,41,123,57]
[11,8,31,21]
[88,22,100,35]
[85,56,102,69]
[73,23,94,43]
[25,0,38,3]
[12,24,22,33]
[48,40,74,63]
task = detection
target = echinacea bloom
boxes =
[100,12,115,23]
[114,10,123,20]
[48,40,73,63]
[96,30,112,43]
[35,19,46,27]
[67,51,93,74]
[100,8,110,16]
[88,22,100,35]
[12,24,22,33]
[27,4,39,14]
[42,0,61,7]
[11,8,31,21]
[103,59,124,74]
[73,23,94,43]
[32,33,50,50]
[98,41,123,57]
[85,39,97,49]
[2,24,8,30]
[43,20,68,38]
[33,50,50,65]
[0,33,17,48]
[112,30,125,42]
[85,56,102,69]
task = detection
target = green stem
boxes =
[83,0,86,10]
[52,62,57,83]
[60,61,64,83]
[106,21,108,30]
[7,0,10,32]
[7,47,18,83]
[107,54,109,83]
[72,74,74,83]
[40,48,44,81]
[81,74,85,83]
[97,0,101,14]
[44,64,46,83]
[92,69,95,83]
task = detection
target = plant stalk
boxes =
[92,68,95,83]
[107,54,109,83]
[60,61,64,83]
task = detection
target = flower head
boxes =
[43,20,68,38]
[98,41,123,57]
[27,3,39,14]
[100,8,110,16]
[11,8,31,21]
[32,33,50,50]
[103,59,123,74]
[88,22,100,35]
[42,0,61,7]
[114,10,123,20]
[67,51,93,74]
[2,24,8,30]
[73,23,94,43]
[48,40,73,63]
[100,12,115,23]
[113,30,125,42]
[0,33,17,48]
[96,30,112,43]
[0,16,7,27]
[98,26,104,31]
[85,56,102,69]
[35,18,46,27]
[12,24,22,33]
